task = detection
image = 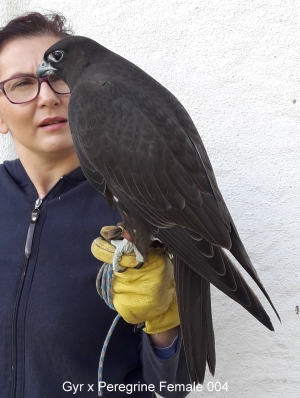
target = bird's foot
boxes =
[111,238,144,272]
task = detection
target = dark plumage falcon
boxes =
[37,36,280,383]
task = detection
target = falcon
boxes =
[37,36,280,384]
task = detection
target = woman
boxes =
[0,12,189,398]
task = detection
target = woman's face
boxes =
[0,35,74,159]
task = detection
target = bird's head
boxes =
[36,35,101,89]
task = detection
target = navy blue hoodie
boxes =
[0,159,189,398]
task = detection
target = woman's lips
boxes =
[39,120,68,131]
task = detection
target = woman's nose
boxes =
[37,80,61,107]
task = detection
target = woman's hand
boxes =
[92,227,180,341]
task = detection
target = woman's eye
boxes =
[11,78,35,90]
[50,76,60,82]
[15,80,30,87]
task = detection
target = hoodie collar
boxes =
[3,158,86,201]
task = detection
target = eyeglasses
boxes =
[0,74,70,104]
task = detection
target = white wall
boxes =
[0,1,299,397]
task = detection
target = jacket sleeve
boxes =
[141,331,191,398]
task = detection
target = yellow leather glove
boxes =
[92,234,180,334]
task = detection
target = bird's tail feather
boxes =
[174,255,216,384]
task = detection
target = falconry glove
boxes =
[91,228,180,334]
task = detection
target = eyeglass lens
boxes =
[3,75,69,103]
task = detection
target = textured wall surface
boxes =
[0,1,299,397]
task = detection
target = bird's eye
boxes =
[49,50,64,63]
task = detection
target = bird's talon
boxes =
[134,262,144,269]
[116,266,127,273]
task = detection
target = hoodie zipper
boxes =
[25,198,43,258]
[10,177,65,398]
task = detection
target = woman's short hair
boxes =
[0,12,73,52]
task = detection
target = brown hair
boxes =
[0,12,73,52]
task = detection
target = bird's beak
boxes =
[36,60,57,78]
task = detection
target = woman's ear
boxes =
[0,118,9,134]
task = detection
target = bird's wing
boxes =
[70,80,231,244]
[69,79,279,323]
[159,226,275,329]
